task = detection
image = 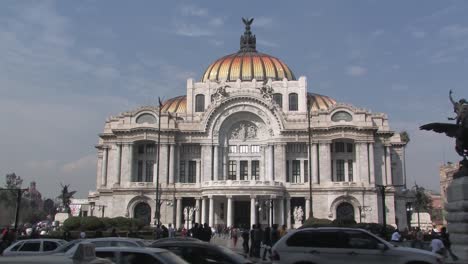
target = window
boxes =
[331,111,353,122]
[195,94,205,112]
[286,230,345,248]
[138,145,145,154]
[146,144,155,154]
[286,160,290,182]
[220,203,224,220]
[348,160,353,182]
[335,142,345,152]
[345,230,380,249]
[289,93,298,111]
[347,143,353,153]
[43,241,59,251]
[273,93,283,108]
[240,161,248,180]
[19,241,41,251]
[95,251,117,263]
[239,145,249,153]
[228,161,237,180]
[10,242,24,251]
[304,160,309,182]
[251,160,259,180]
[137,160,143,182]
[179,161,186,182]
[336,160,345,182]
[229,145,237,153]
[292,160,301,183]
[145,160,154,182]
[136,113,156,124]
[121,252,161,264]
[251,145,260,153]
[188,161,196,183]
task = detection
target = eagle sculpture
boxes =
[420,90,468,177]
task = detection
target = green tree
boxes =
[414,185,433,213]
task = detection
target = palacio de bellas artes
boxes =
[88,20,409,231]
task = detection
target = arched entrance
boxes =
[336,202,355,222]
[134,202,151,226]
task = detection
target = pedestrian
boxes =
[203,223,212,242]
[155,224,162,240]
[271,224,280,246]
[190,223,199,239]
[430,233,446,257]
[253,225,263,258]
[80,229,86,239]
[412,227,424,249]
[231,226,239,248]
[249,225,255,257]
[110,228,118,237]
[181,227,187,237]
[391,230,401,244]
[168,223,175,238]
[440,227,458,261]
[262,226,272,261]
[279,224,287,238]
[161,225,169,238]
[241,228,250,254]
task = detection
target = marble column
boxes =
[127,144,134,183]
[300,160,305,183]
[209,196,214,227]
[101,147,108,187]
[176,198,182,229]
[268,145,274,181]
[115,144,122,185]
[223,147,228,180]
[213,145,219,180]
[305,198,311,220]
[369,143,375,184]
[195,198,201,224]
[354,143,361,182]
[385,146,393,185]
[278,198,285,225]
[196,160,201,183]
[250,196,256,227]
[201,198,207,224]
[312,143,319,183]
[227,196,233,227]
[201,144,212,182]
[319,143,332,182]
[169,144,175,184]
[286,197,291,228]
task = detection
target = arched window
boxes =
[195,94,205,112]
[332,111,353,122]
[289,93,298,111]
[136,113,156,124]
[273,93,283,108]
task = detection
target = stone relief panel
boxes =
[229,121,258,141]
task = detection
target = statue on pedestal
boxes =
[293,206,304,228]
[57,184,76,213]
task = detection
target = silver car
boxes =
[95,247,189,264]
[2,238,66,256]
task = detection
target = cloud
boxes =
[257,39,279,48]
[346,66,367,77]
[439,24,468,39]
[371,29,384,37]
[411,30,426,38]
[390,84,409,91]
[173,4,224,37]
[180,5,208,17]
[61,154,96,174]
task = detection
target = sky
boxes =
[0,0,466,198]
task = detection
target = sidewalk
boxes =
[210,235,272,264]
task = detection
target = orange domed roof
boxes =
[307,93,336,111]
[201,18,295,82]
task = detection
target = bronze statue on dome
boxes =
[57,184,76,213]
[420,90,468,177]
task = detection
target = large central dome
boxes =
[201,18,296,82]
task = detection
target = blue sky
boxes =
[1,0,466,198]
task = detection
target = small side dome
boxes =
[161,96,187,114]
[308,93,336,111]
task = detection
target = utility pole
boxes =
[307,97,313,219]
[376,184,404,238]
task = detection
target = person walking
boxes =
[168,223,175,238]
[110,228,118,237]
[249,225,256,257]
[430,233,446,257]
[253,225,263,258]
[412,227,424,249]
[271,224,280,246]
[440,227,458,261]
[279,224,287,238]
[241,228,250,254]
[231,226,239,248]
[262,226,272,261]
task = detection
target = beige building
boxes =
[89,22,409,230]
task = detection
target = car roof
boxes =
[152,240,211,246]
[86,237,143,241]
[297,227,369,232]
[96,246,169,254]
[17,238,66,242]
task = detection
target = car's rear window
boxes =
[286,230,345,248]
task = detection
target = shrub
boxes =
[81,216,105,231]
[102,217,116,229]
[63,217,81,231]
[302,217,333,227]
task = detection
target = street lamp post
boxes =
[376,184,404,237]
[155,97,162,226]
[306,97,313,219]
[406,202,413,229]
[255,198,274,226]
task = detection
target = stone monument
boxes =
[420,90,468,261]
[54,184,76,225]
[293,206,304,229]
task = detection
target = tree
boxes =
[414,185,433,213]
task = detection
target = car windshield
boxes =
[157,252,190,264]
[56,240,82,253]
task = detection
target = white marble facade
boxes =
[88,24,409,230]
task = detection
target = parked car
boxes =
[95,247,189,264]
[62,237,146,256]
[0,243,111,264]
[2,238,66,256]
[271,227,444,264]
[150,240,252,264]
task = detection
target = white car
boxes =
[271,227,444,264]
[0,243,111,264]
[2,238,66,256]
[95,247,189,264]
